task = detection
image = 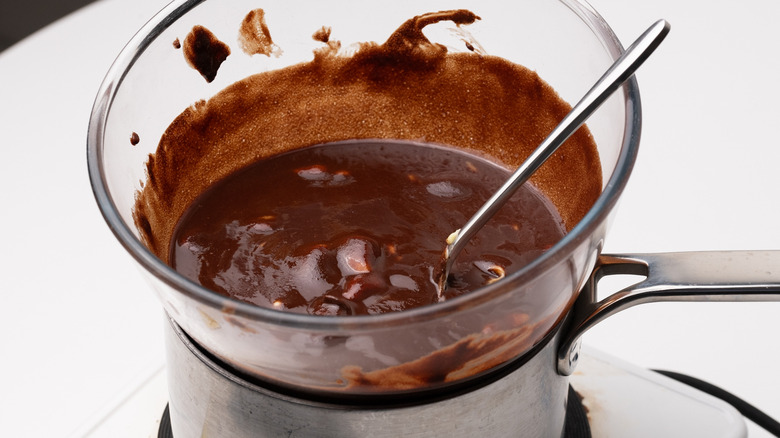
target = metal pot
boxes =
[164,316,571,437]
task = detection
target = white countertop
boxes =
[1,0,778,436]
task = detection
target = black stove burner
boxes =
[158,404,173,438]
[157,385,591,438]
[565,385,592,438]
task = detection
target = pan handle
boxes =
[557,250,780,375]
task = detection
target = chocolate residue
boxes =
[312,26,331,43]
[182,25,231,82]
[225,315,258,334]
[341,312,548,390]
[238,8,279,57]
[130,132,140,145]
[312,26,340,52]
[134,9,600,262]
[173,38,181,49]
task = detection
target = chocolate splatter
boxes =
[182,25,231,82]
[130,132,140,145]
[238,8,280,57]
[312,25,340,52]
[173,38,181,49]
[312,26,331,43]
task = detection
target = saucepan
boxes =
[87,0,780,436]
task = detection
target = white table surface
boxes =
[1,0,778,437]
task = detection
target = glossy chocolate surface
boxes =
[171,140,565,315]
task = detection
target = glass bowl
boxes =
[87,0,639,395]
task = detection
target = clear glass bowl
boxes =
[88,0,639,395]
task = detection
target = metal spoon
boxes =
[440,19,670,288]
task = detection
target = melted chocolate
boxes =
[130,132,140,146]
[182,25,231,82]
[171,140,564,315]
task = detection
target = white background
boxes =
[0,0,778,436]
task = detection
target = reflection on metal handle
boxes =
[557,251,780,375]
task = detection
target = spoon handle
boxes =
[443,19,671,279]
